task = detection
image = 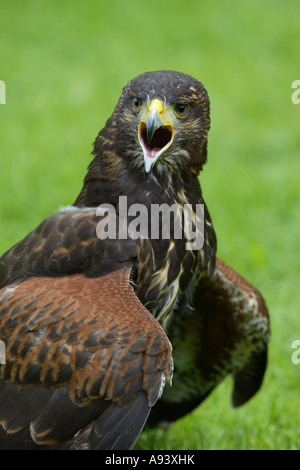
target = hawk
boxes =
[0,71,269,449]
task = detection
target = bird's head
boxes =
[94,71,211,178]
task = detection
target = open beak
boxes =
[138,99,174,173]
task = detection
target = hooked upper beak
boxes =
[138,99,174,173]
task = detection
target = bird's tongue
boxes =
[141,123,173,158]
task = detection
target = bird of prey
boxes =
[0,71,269,450]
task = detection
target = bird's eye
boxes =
[132,97,143,112]
[174,103,189,118]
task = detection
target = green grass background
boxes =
[0,0,299,450]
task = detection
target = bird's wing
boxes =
[0,266,172,449]
[0,206,137,289]
[192,257,270,407]
[212,258,270,407]
[147,257,270,427]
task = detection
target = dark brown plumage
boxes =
[147,257,270,427]
[0,70,269,449]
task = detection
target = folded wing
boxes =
[0,266,172,449]
[147,257,270,427]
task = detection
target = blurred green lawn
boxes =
[1,0,300,450]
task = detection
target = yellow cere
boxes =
[148,99,164,116]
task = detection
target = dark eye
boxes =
[174,103,189,118]
[132,97,143,111]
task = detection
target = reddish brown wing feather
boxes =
[193,257,270,408]
[214,258,269,407]
[215,258,269,319]
[0,266,172,449]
